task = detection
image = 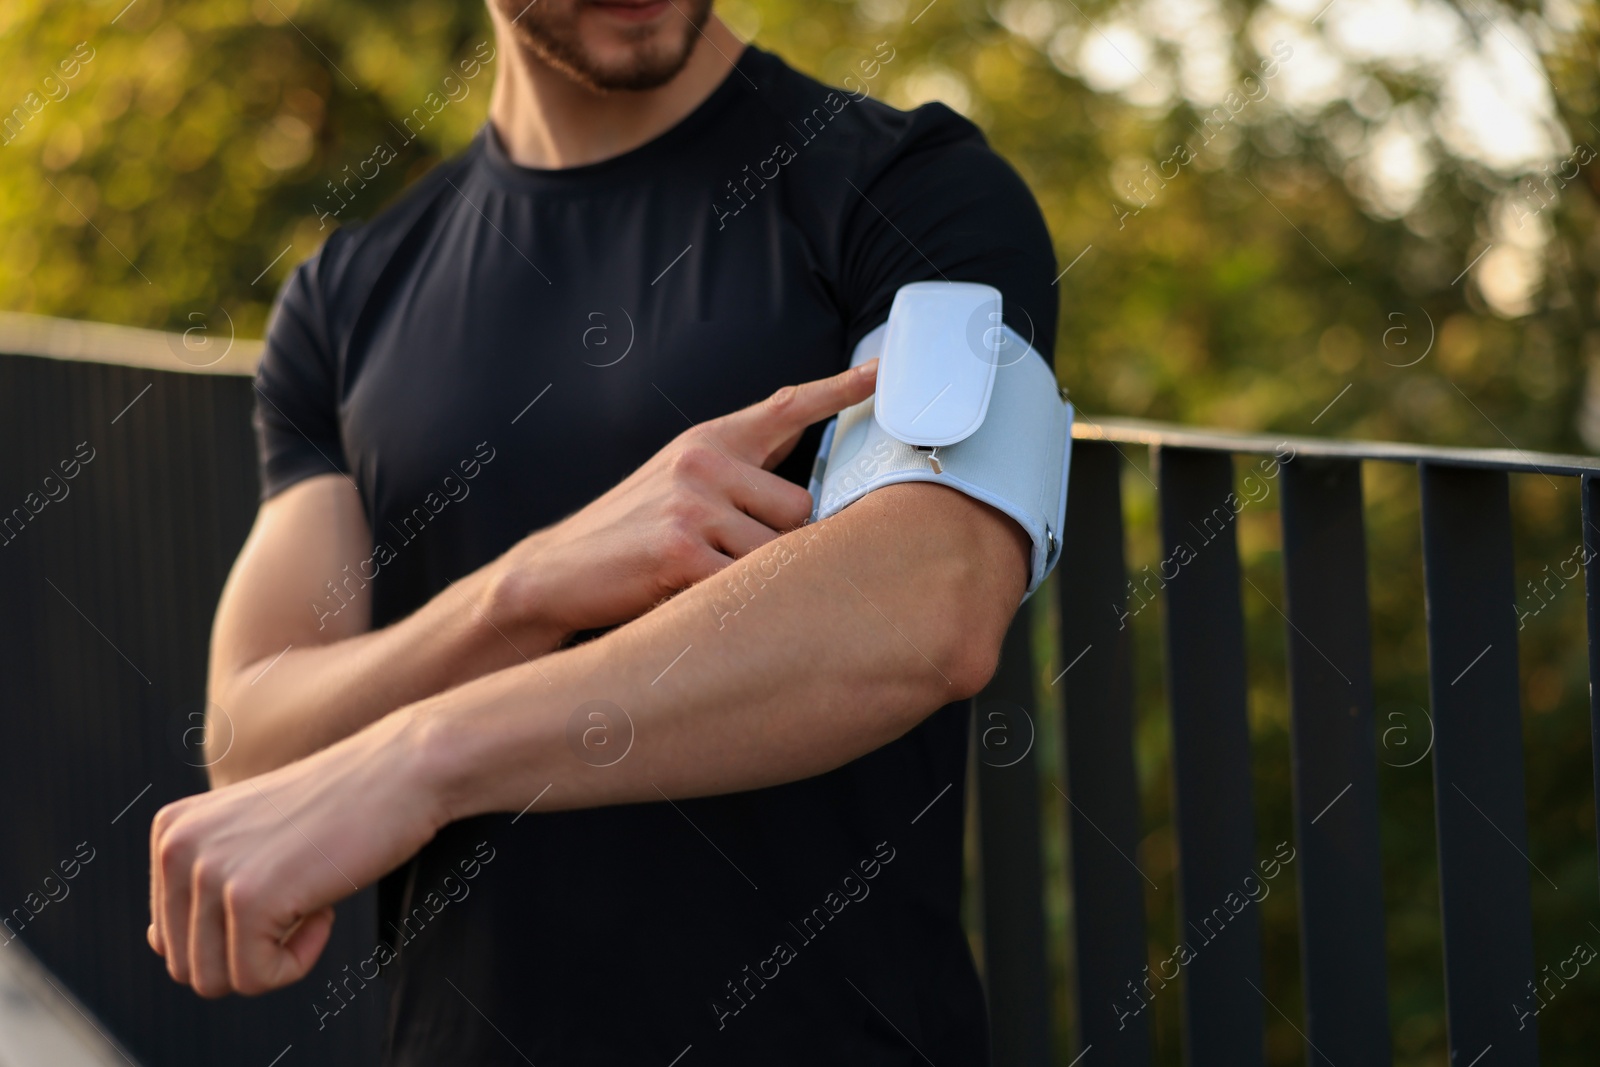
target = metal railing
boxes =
[0,321,380,1067]
[4,313,1597,1066]
[976,417,1600,1067]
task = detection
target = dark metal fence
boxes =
[976,419,1600,1067]
[0,343,382,1067]
[5,322,1599,1066]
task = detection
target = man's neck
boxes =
[487,11,746,170]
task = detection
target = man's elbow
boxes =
[923,545,1024,702]
[200,678,253,790]
[934,588,1010,701]
[943,638,1002,702]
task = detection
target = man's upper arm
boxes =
[253,235,353,503]
[838,107,1059,360]
[208,474,373,694]
[820,114,1065,594]
[215,233,366,690]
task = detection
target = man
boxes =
[147,0,1059,1062]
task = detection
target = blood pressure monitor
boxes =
[809,281,1073,598]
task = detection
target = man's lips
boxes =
[587,0,671,21]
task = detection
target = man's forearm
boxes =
[405,483,1030,822]
[143,482,1029,998]
[209,563,565,787]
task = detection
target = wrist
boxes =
[394,667,562,827]
[478,536,573,650]
[388,699,470,833]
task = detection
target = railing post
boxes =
[1057,439,1152,1066]
[1278,456,1391,1064]
[1153,446,1265,1067]
[1418,463,1538,1065]
[1586,475,1600,906]
[976,607,1054,1067]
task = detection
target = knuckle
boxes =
[157,831,189,874]
[660,522,701,565]
[667,493,709,526]
[191,857,223,893]
[758,478,812,526]
[222,875,260,916]
[669,445,711,480]
[766,385,798,412]
[151,802,182,840]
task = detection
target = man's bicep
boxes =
[208,473,373,693]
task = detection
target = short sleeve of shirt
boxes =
[839,105,1059,362]
[252,234,351,502]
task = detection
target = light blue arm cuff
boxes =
[808,322,1073,599]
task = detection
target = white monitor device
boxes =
[809,281,1073,599]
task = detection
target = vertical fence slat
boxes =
[1585,474,1600,905]
[1279,457,1391,1064]
[1057,438,1152,1065]
[1419,463,1538,1065]
[977,609,1054,1067]
[1154,446,1264,1067]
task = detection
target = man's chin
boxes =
[577,45,696,92]
[520,27,696,91]
[504,0,709,93]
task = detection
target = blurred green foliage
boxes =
[5,0,1600,1063]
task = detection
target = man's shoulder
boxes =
[297,144,478,319]
[748,44,993,179]
[742,45,1046,283]
[745,49,1057,358]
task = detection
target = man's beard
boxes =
[494,0,714,92]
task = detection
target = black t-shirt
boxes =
[256,42,1056,1067]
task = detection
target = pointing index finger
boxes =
[734,359,879,469]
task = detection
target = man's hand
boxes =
[482,359,878,637]
[147,713,439,996]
